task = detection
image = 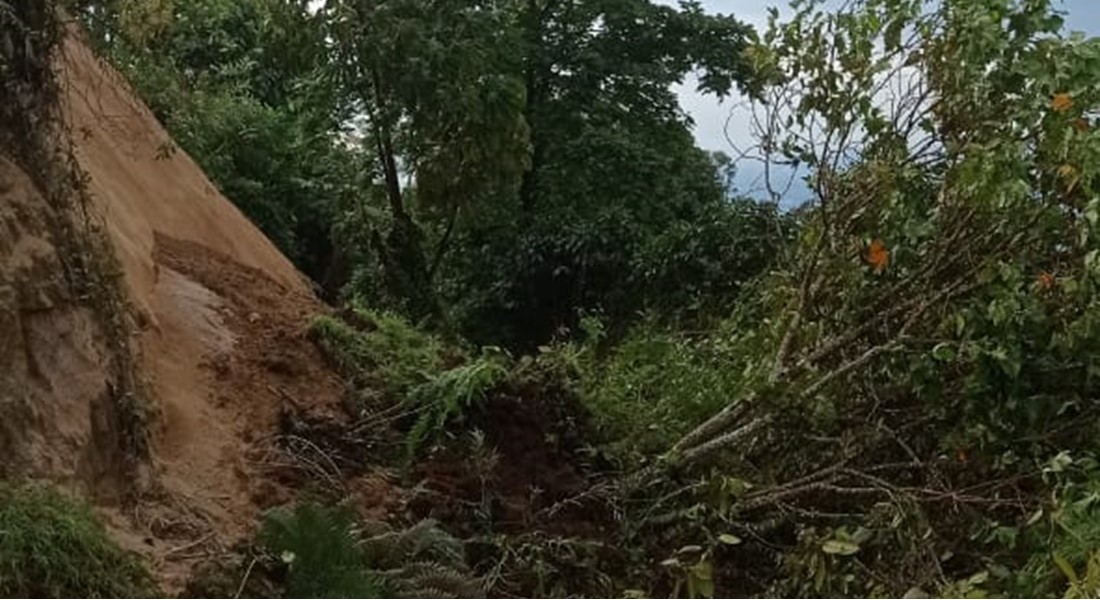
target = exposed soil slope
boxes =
[0,155,131,500]
[42,34,345,587]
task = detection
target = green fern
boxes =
[406,348,512,457]
[360,519,481,598]
[260,505,480,598]
[360,518,466,569]
[260,503,382,598]
[311,306,447,403]
[385,562,481,599]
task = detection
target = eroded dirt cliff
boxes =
[1,27,347,590]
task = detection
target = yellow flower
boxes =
[1052,92,1074,112]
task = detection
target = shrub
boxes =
[578,318,748,461]
[0,483,158,598]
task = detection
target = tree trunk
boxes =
[364,70,440,323]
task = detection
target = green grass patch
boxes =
[0,483,158,598]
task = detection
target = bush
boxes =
[0,483,158,598]
[312,307,517,458]
[577,318,749,461]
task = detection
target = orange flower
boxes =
[1038,271,1056,291]
[865,239,889,274]
[957,449,968,463]
[1053,93,1075,112]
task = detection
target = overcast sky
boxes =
[670,0,1100,199]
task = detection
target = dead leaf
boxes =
[1053,93,1075,113]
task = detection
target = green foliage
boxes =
[261,502,382,598]
[448,194,792,349]
[442,0,760,347]
[260,503,478,598]
[406,349,512,457]
[311,308,517,458]
[311,306,447,406]
[359,519,480,597]
[619,0,1100,595]
[478,533,616,598]
[577,319,748,461]
[81,0,360,290]
[86,0,766,345]
[0,483,158,598]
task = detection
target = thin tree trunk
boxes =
[429,204,459,281]
[519,0,550,224]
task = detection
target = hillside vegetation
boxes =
[7,0,1100,597]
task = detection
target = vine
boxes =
[0,2,149,478]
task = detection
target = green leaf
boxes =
[821,540,860,556]
[722,477,752,497]
[1047,451,1073,473]
[718,533,743,546]
[687,560,714,599]
[932,343,956,362]
[967,570,989,585]
[1055,553,1080,584]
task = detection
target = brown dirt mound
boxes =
[95,233,347,591]
[411,391,611,539]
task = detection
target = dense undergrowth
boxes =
[294,0,1100,595]
[9,0,1098,597]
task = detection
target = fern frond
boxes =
[259,503,381,598]
[399,561,483,597]
[406,349,512,456]
[361,518,465,568]
[376,563,481,599]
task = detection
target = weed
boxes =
[577,318,745,462]
[475,532,616,597]
[260,502,382,598]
